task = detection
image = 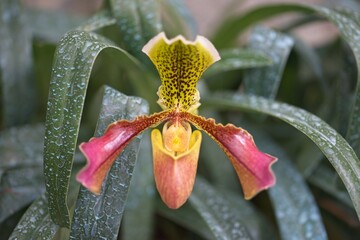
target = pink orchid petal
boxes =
[152,128,202,209]
[77,111,171,194]
[182,112,277,199]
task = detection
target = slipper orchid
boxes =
[77,32,277,209]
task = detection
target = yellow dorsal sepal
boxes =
[142,32,220,113]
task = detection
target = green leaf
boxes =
[0,167,44,223]
[204,48,272,78]
[189,177,252,240]
[199,133,239,192]
[122,132,155,240]
[76,10,116,32]
[0,124,44,172]
[243,122,327,239]
[0,124,45,223]
[312,7,360,158]
[217,189,276,240]
[43,30,140,227]
[70,86,148,239]
[213,1,360,160]
[203,93,360,220]
[212,4,313,48]
[157,201,215,240]
[270,156,327,239]
[0,0,36,127]
[9,195,59,239]
[309,165,353,207]
[295,141,324,177]
[244,26,294,99]
[160,0,197,38]
[110,0,162,55]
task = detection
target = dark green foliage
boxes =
[1,1,360,239]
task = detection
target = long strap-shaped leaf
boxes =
[43,30,140,228]
[212,4,313,48]
[203,93,360,220]
[110,0,161,56]
[70,86,148,239]
[314,7,360,157]
[204,49,272,78]
[243,122,327,239]
[0,0,36,127]
[189,177,252,240]
[9,195,59,239]
[122,132,155,240]
[213,3,360,156]
[243,26,294,99]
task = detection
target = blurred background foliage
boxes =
[1,0,360,239]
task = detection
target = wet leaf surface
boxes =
[204,48,272,78]
[213,2,360,158]
[9,195,59,240]
[314,7,360,157]
[43,30,140,227]
[203,93,360,220]
[76,10,116,32]
[122,132,155,240]
[244,26,294,99]
[242,122,327,239]
[70,86,148,239]
[189,177,252,240]
[110,0,162,56]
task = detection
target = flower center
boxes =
[162,121,192,154]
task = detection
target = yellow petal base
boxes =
[151,121,202,209]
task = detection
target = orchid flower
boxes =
[77,32,277,209]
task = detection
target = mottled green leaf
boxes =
[0,0,36,127]
[216,187,275,240]
[0,124,44,223]
[213,1,360,160]
[122,132,154,240]
[271,155,327,239]
[9,195,59,240]
[43,30,140,227]
[189,177,251,240]
[203,93,360,220]
[204,48,272,78]
[110,0,162,55]
[244,26,293,99]
[243,122,327,239]
[70,86,148,239]
[312,7,360,158]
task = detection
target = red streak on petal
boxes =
[182,112,277,199]
[77,110,172,194]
